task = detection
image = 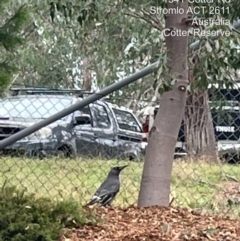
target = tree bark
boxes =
[185,89,217,162]
[82,58,92,91]
[138,0,189,207]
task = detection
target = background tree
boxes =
[186,18,240,161]
[0,0,31,96]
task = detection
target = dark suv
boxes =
[0,88,146,160]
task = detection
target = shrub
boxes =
[0,184,97,241]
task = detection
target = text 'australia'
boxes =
[192,18,230,26]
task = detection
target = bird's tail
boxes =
[85,195,101,206]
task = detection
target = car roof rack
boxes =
[10,87,94,98]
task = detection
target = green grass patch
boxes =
[1,156,240,217]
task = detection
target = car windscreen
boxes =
[112,108,142,132]
[0,97,72,119]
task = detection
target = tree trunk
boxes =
[185,89,217,162]
[138,1,189,207]
[82,58,92,91]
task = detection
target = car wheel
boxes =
[57,145,74,158]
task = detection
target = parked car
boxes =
[0,88,146,161]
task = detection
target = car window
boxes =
[73,105,92,129]
[0,97,72,119]
[112,108,142,133]
[91,104,111,129]
[75,105,91,116]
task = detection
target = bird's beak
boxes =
[120,165,128,171]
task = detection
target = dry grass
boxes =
[1,156,240,217]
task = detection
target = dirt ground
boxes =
[60,205,240,241]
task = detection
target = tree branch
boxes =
[123,11,163,32]
[5,73,19,96]
[140,8,163,29]
[142,87,153,99]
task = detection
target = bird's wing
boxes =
[96,178,119,196]
[101,192,117,206]
[86,179,119,205]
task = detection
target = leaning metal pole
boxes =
[0,20,240,149]
[0,61,159,149]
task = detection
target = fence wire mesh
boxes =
[0,88,240,218]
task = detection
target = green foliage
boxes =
[192,36,240,91]
[0,1,31,95]
[186,2,240,91]
[13,0,165,104]
[8,0,240,108]
[0,62,17,86]
[0,184,97,241]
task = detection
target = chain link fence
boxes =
[0,87,240,218]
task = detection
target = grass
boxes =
[1,156,240,217]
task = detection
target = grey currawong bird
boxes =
[86,165,128,206]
